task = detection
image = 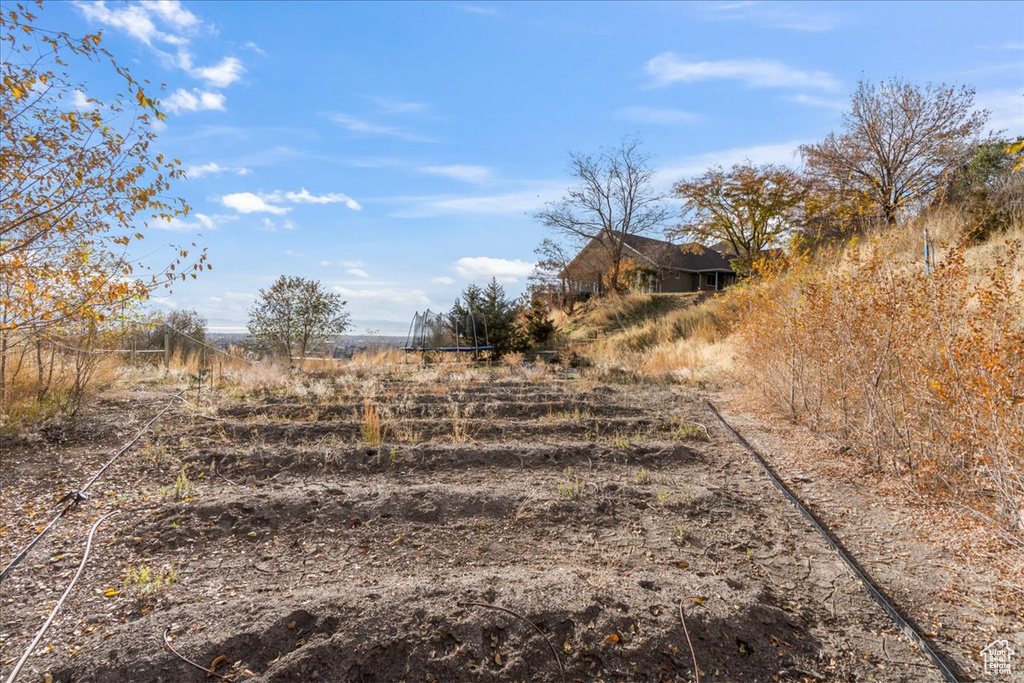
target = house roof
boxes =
[620,234,735,273]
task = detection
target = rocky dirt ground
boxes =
[1,365,1019,682]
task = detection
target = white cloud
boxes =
[419,165,494,184]
[259,218,296,232]
[319,260,332,267]
[156,212,230,231]
[278,188,362,210]
[222,192,290,215]
[365,96,429,114]
[785,93,846,109]
[177,51,245,88]
[458,4,504,17]
[431,276,457,285]
[615,106,702,125]
[329,113,437,143]
[645,53,839,91]
[75,1,162,44]
[75,0,202,45]
[452,256,536,284]
[186,162,225,178]
[140,0,200,30]
[390,183,565,218]
[244,41,267,56]
[163,88,226,114]
[346,268,371,278]
[71,90,98,110]
[339,260,364,268]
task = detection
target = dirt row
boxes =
[1,373,957,681]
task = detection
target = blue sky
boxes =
[48,1,1024,334]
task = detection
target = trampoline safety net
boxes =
[404,309,492,352]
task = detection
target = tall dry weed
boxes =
[730,224,1024,537]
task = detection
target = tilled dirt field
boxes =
[1,370,968,681]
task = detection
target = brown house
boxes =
[563,234,737,295]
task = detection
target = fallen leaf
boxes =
[103,588,120,597]
[676,561,689,569]
[604,634,619,643]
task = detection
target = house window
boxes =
[674,272,680,280]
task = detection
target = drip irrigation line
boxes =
[705,400,961,683]
[4,511,119,683]
[0,389,185,584]
[456,601,565,683]
[678,602,700,683]
[162,627,234,681]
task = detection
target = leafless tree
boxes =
[527,238,576,313]
[535,138,669,292]
[800,79,989,225]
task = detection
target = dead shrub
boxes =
[729,220,1024,538]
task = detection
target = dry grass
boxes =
[573,294,731,384]
[730,212,1024,538]
[362,400,383,446]
[0,337,122,431]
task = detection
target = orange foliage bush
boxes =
[729,230,1024,538]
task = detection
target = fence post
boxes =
[164,332,171,370]
[131,339,137,368]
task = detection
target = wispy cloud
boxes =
[71,90,98,111]
[222,188,363,215]
[364,96,430,114]
[140,0,200,30]
[978,42,1024,51]
[260,217,296,232]
[162,88,226,114]
[645,53,840,91]
[615,106,702,125]
[75,1,182,45]
[243,40,268,56]
[157,212,235,231]
[388,183,564,218]
[431,276,457,285]
[976,89,1024,135]
[451,257,536,284]
[784,93,846,110]
[346,268,371,278]
[699,1,841,32]
[419,165,494,184]
[655,140,806,186]
[186,161,251,178]
[328,113,437,143]
[76,1,245,97]
[331,286,434,318]
[274,188,362,210]
[458,4,505,18]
